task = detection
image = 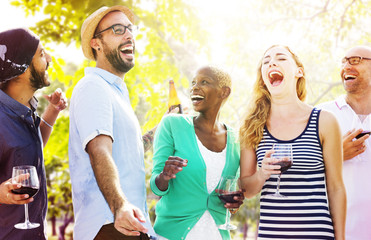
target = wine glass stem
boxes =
[225,208,230,225]
[24,204,30,224]
[276,174,282,194]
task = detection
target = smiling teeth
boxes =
[191,95,204,100]
[269,71,282,78]
[345,74,356,79]
[121,46,133,51]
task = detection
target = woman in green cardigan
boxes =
[150,66,243,240]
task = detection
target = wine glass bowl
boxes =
[11,165,40,229]
[218,191,241,204]
[268,144,293,198]
[216,176,240,230]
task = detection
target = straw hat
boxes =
[81,5,135,61]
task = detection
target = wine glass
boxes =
[268,144,293,198]
[11,165,40,229]
[216,176,240,230]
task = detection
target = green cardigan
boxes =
[150,114,240,240]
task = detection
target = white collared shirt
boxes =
[318,95,371,239]
[69,67,155,240]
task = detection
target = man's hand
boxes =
[114,203,148,236]
[44,88,68,111]
[0,176,34,205]
[343,129,369,160]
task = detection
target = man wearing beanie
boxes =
[68,6,157,240]
[0,28,67,239]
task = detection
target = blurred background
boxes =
[0,0,370,239]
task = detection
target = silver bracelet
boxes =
[41,118,53,129]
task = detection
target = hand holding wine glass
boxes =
[267,144,293,198]
[216,176,242,230]
[11,165,40,229]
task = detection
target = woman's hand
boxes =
[155,156,188,191]
[258,149,281,180]
[224,189,245,213]
[160,156,188,181]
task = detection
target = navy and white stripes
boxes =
[256,108,334,239]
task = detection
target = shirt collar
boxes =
[85,67,125,88]
[0,89,37,118]
[334,95,349,110]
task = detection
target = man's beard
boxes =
[29,63,49,90]
[102,40,134,74]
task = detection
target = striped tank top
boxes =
[256,108,334,239]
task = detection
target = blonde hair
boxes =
[197,65,231,88]
[239,45,307,149]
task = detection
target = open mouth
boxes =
[191,95,204,104]
[268,70,284,87]
[344,74,357,81]
[120,45,134,57]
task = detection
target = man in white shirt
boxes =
[69,6,158,240]
[318,45,371,239]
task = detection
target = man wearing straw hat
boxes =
[0,28,67,239]
[69,6,157,240]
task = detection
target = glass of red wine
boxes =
[12,165,40,229]
[268,144,293,198]
[216,176,240,230]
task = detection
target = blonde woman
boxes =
[239,45,346,239]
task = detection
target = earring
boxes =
[98,47,101,51]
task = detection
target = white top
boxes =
[318,95,371,239]
[68,68,155,240]
[158,135,226,240]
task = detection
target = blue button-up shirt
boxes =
[69,67,155,240]
[0,90,47,239]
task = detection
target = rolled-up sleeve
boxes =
[72,77,114,150]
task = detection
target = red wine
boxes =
[218,192,240,204]
[355,131,371,139]
[273,160,292,173]
[11,186,39,198]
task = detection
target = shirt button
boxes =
[188,227,190,230]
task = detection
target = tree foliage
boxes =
[10,0,206,237]
[9,0,370,238]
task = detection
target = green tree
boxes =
[10,0,370,239]
[11,0,206,238]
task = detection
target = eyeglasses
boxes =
[342,56,371,65]
[94,24,138,38]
